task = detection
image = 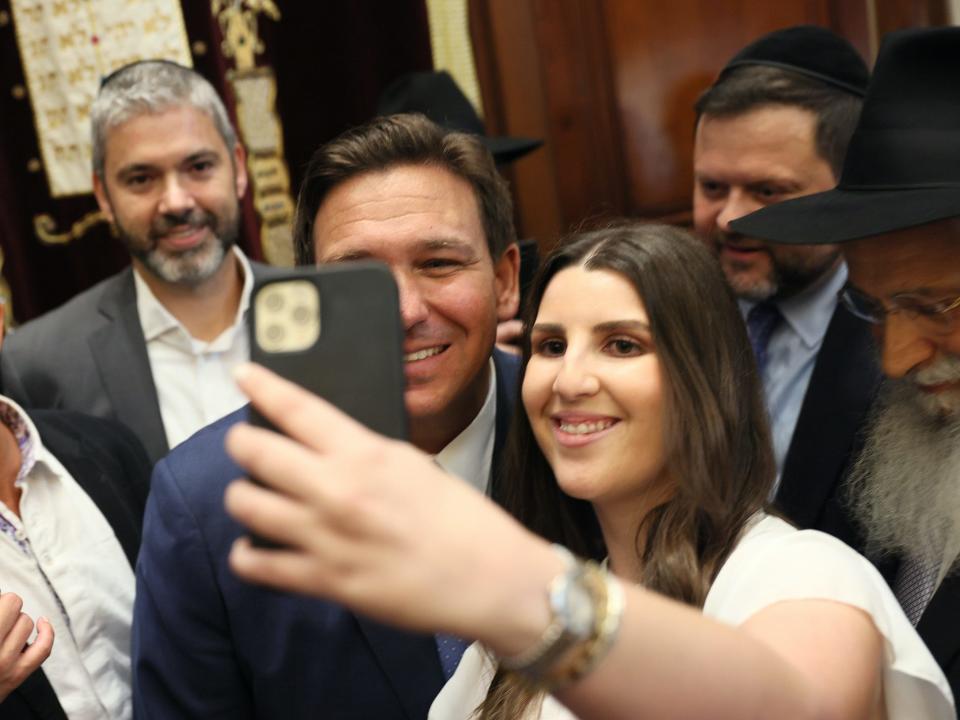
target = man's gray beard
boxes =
[847,377,960,574]
[139,234,231,286]
[121,213,238,287]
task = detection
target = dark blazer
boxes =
[773,302,882,548]
[1,410,151,720]
[1,260,273,465]
[132,350,520,719]
[918,574,960,710]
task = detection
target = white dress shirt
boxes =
[0,396,134,720]
[134,246,253,451]
[740,262,847,494]
[434,358,497,494]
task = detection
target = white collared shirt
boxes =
[740,261,848,495]
[434,358,497,494]
[0,396,134,720]
[134,246,253,450]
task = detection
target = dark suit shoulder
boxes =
[31,408,151,502]
[6,269,132,350]
[32,408,146,459]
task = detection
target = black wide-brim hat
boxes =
[731,26,960,245]
[377,70,542,165]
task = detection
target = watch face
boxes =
[563,580,595,638]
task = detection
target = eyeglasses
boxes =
[839,284,960,332]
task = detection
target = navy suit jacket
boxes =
[132,350,520,719]
[773,302,881,548]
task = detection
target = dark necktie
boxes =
[436,633,469,679]
[746,301,782,374]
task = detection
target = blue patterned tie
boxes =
[435,633,469,679]
[746,302,782,374]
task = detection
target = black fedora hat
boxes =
[377,70,542,164]
[719,25,868,96]
[731,26,960,245]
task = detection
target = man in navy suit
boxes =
[692,27,881,542]
[132,113,522,718]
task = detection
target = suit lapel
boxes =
[490,349,520,502]
[355,618,445,719]
[775,304,881,529]
[89,270,168,464]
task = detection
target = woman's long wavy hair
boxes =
[480,223,775,719]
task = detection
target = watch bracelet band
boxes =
[497,545,624,691]
[498,544,580,674]
[542,569,624,691]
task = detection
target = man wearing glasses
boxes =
[733,26,960,702]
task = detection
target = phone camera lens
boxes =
[266,324,285,341]
[292,306,311,324]
[264,291,284,312]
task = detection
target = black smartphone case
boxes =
[248,261,407,441]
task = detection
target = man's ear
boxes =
[493,242,521,322]
[233,142,249,199]
[92,174,115,224]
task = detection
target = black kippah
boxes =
[719,25,869,97]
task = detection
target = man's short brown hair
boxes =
[694,65,863,179]
[294,113,516,264]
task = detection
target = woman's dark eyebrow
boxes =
[593,320,650,333]
[530,323,563,335]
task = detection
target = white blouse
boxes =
[429,515,954,720]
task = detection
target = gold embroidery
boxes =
[33,209,108,245]
[212,0,280,72]
[212,0,294,266]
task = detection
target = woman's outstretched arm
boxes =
[223,363,892,720]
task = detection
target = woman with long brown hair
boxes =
[223,224,952,719]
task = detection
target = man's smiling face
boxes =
[311,163,519,452]
[693,105,841,301]
[94,104,246,286]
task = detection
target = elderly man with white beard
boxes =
[732,26,960,708]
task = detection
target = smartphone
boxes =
[248,259,407,442]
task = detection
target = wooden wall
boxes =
[469,0,949,250]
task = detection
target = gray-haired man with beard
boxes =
[733,26,960,704]
[1,61,272,464]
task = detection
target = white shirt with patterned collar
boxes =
[0,395,134,719]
